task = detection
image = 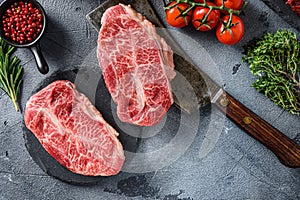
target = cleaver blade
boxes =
[86,0,300,168]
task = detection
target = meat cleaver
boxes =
[86,0,300,167]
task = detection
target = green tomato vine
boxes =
[163,0,246,30]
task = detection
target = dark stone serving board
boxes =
[22,67,191,185]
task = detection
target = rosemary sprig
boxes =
[0,38,23,112]
[243,29,300,115]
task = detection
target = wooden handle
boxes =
[213,90,300,168]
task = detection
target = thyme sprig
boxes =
[243,30,300,115]
[0,38,23,112]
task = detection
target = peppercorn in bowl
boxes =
[0,0,48,74]
[0,0,46,46]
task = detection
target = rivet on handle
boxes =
[220,98,230,107]
[243,116,253,125]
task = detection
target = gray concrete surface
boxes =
[0,0,300,199]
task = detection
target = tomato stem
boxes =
[164,1,180,10]
[226,11,233,29]
[196,6,214,30]
[165,0,242,16]
[164,0,246,36]
[182,3,195,15]
[164,0,244,29]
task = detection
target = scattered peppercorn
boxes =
[286,0,300,15]
[2,1,43,44]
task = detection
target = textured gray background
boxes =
[1,0,300,199]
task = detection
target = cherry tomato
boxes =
[165,2,192,28]
[216,15,244,45]
[214,0,243,11]
[192,2,220,31]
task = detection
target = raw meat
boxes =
[24,80,125,176]
[97,4,175,126]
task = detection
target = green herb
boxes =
[0,38,23,112]
[243,29,300,115]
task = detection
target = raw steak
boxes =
[24,80,125,176]
[97,4,175,126]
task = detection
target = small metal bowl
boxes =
[0,0,49,74]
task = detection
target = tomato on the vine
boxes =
[216,15,244,45]
[192,2,220,31]
[214,0,244,11]
[165,2,192,28]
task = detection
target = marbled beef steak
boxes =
[24,80,125,176]
[97,4,175,126]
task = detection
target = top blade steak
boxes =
[97,4,176,126]
[24,80,125,176]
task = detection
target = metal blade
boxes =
[86,0,224,159]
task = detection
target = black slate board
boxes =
[22,67,192,185]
